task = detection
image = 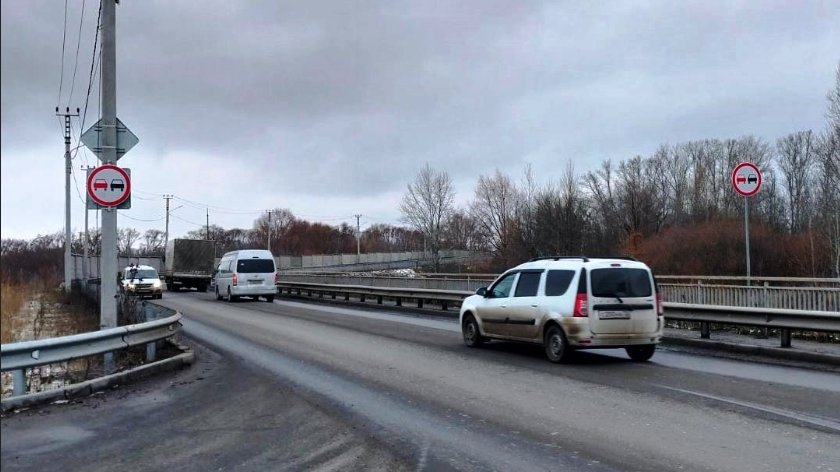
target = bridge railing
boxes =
[276,280,840,349]
[278,273,840,311]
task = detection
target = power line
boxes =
[122,214,166,222]
[171,214,207,227]
[57,0,69,105]
[66,0,87,107]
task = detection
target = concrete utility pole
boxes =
[82,165,94,281]
[57,107,80,294]
[354,214,362,261]
[206,207,210,240]
[266,210,274,253]
[99,0,118,373]
[163,194,173,252]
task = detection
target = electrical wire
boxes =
[75,0,101,163]
[171,214,207,227]
[122,214,166,222]
[57,0,69,105]
[66,0,87,107]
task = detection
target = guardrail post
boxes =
[344,292,350,301]
[780,329,791,348]
[417,298,424,308]
[396,297,402,307]
[146,341,157,362]
[12,369,26,396]
[360,294,366,302]
[441,300,448,311]
[377,295,383,304]
[331,292,336,300]
[700,322,710,339]
[319,291,324,298]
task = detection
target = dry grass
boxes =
[1,276,98,344]
[1,277,29,343]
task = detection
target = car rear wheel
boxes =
[462,315,485,348]
[544,325,570,363]
[227,287,237,302]
[215,287,222,301]
[626,345,656,362]
[265,295,274,303]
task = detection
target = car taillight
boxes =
[656,292,663,316]
[274,272,280,283]
[574,293,588,317]
[232,273,238,286]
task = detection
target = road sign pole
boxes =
[744,196,750,287]
[100,0,118,374]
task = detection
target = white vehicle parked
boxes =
[459,256,663,362]
[214,249,278,302]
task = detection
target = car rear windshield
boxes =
[545,270,575,296]
[590,268,652,298]
[237,259,275,273]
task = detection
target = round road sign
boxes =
[87,164,131,207]
[731,162,762,197]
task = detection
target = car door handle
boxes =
[501,305,507,308]
[530,304,538,307]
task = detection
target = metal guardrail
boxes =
[278,281,470,310]
[280,274,840,311]
[277,281,840,349]
[1,312,182,397]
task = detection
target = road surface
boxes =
[3,291,839,471]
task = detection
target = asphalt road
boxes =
[3,291,839,471]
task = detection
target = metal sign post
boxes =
[732,162,762,289]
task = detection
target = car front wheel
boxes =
[626,345,656,362]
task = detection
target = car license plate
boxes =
[598,311,631,320]
[248,280,262,285]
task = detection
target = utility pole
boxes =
[82,165,94,282]
[99,0,118,373]
[57,107,80,294]
[266,210,274,253]
[206,207,210,240]
[354,214,362,261]
[163,194,173,252]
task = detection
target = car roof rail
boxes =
[528,256,590,263]
[592,255,639,262]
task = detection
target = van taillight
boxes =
[574,268,588,317]
[232,273,238,286]
[574,293,588,317]
[274,272,280,283]
[656,292,663,316]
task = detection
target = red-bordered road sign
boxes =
[87,164,131,207]
[732,162,762,197]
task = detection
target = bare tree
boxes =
[138,229,166,257]
[776,130,816,232]
[117,227,141,255]
[399,163,455,271]
[470,170,522,264]
[252,208,295,254]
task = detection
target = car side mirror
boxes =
[475,287,488,297]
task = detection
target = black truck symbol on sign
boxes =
[110,179,125,191]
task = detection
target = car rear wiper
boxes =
[601,292,624,303]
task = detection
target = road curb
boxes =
[662,336,840,367]
[1,341,194,412]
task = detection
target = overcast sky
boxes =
[2,0,838,241]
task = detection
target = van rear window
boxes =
[590,268,652,298]
[237,259,275,273]
[545,270,575,296]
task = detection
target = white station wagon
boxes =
[459,257,663,362]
